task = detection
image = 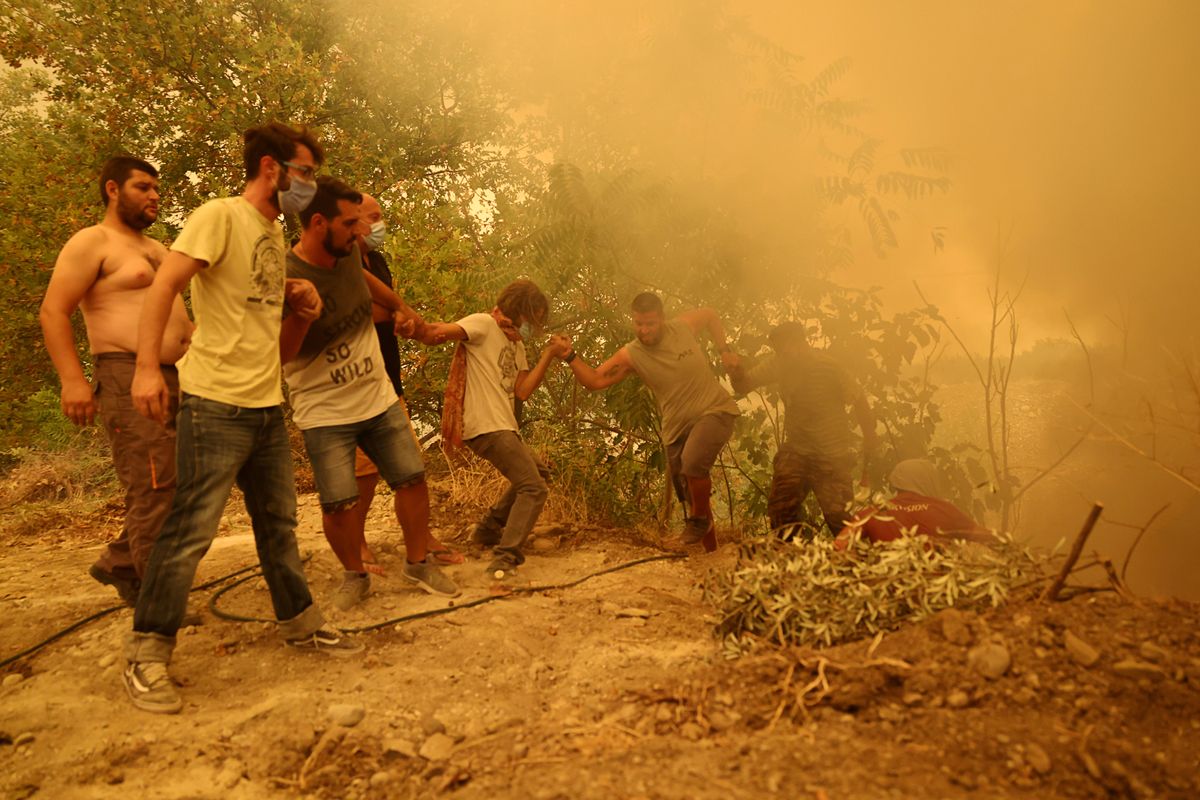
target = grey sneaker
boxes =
[285,628,364,657]
[123,662,182,714]
[90,565,140,606]
[402,560,461,597]
[486,558,519,580]
[471,519,503,548]
[332,572,371,611]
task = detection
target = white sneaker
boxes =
[123,662,182,714]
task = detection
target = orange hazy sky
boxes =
[751,0,1200,352]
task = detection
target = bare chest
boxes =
[96,241,163,292]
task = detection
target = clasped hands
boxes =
[547,333,573,359]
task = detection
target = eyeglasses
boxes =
[282,161,318,181]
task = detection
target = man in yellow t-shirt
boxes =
[121,123,361,716]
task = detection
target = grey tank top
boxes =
[625,319,739,445]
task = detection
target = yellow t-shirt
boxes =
[172,197,287,407]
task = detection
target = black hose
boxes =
[0,561,268,670]
[0,605,126,670]
[209,552,690,633]
[2,552,688,669]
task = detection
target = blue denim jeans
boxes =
[302,400,425,512]
[127,394,323,664]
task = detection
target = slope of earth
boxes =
[1,488,1198,800]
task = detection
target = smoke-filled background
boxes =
[2,0,1196,595]
[776,0,1200,601]
[450,0,1200,340]
[422,0,1200,596]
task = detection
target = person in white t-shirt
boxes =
[416,280,570,576]
[281,177,459,608]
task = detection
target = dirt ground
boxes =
[2,478,1199,800]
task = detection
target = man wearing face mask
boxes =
[357,193,405,398]
[40,156,194,605]
[416,280,570,577]
[124,123,360,715]
[281,177,459,608]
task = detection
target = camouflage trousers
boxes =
[768,446,854,536]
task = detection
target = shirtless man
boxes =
[39,156,194,605]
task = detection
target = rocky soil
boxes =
[2,482,1199,799]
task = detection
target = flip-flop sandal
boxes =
[428,548,466,566]
[360,558,386,576]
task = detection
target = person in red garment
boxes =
[836,459,993,549]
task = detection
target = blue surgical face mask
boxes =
[363,220,386,251]
[277,174,317,215]
[518,321,532,339]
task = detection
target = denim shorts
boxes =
[302,401,425,510]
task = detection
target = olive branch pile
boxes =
[704,533,1042,655]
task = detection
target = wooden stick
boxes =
[1042,503,1104,602]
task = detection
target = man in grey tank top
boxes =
[552,292,740,550]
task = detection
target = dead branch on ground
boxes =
[1042,503,1104,602]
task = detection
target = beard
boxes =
[323,227,354,258]
[116,193,156,230]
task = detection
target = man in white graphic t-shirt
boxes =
[416,280,569,576]
[281,177,459,608]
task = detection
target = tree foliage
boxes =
[0,0,969,530]
[0,0,524,437]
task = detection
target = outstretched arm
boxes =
[551,335,635,390]
[361,268,424,337]
[677,307,740,371]
[39,228,104,426]
[413,321,468,346]
[730,354,776,396]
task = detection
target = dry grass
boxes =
[0,435,664,552]
[0,448,122,544]
[0,450,115,508]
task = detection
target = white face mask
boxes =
[277,174,317,215]
[518,321,532,339]
[363,220,386,251]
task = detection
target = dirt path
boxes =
[2,491,1199,799]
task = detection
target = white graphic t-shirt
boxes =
[282,247,397,429]
[457,312,528,439]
